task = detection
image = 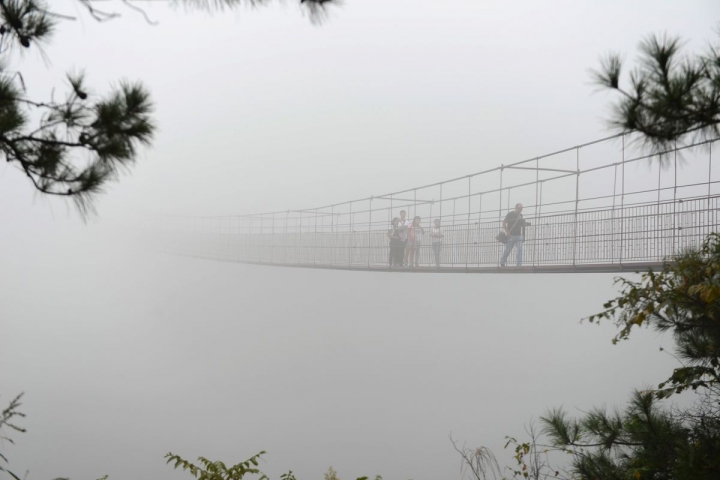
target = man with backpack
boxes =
[500,203,528,267]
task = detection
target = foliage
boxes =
[593,33,720,157]
[541,390,720,479]
[0,0,336,214]
[166,452,381,480]
[75,1,338,24]
[502,425,567,480]
[0,393,25,480]
[166,451,270,480]
[532,232,720,478]
[450,436,503,480]
[323,467,340,480]
[319,466,382,480]
[588,232,720,398]
[0,0,157,214]
[451,428,570,480]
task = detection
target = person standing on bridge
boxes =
[387,217,403,267]
[500,203,528,267]
[398,209,410,266]
[431,219,444,268]
[406,216,425,268]
[387,217,405,267]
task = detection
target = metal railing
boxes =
[159,133,720,273]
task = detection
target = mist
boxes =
[1,1,719,479]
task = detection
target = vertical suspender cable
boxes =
[498,166,503,266]
[478,192,483,267]
[620,134,626,264]
[368,197,373,268]
[533,158,539,266]
[709,142,714,240]
[573,148,580,266]
[673,140,678,255]
[466,176,471,270]
[349,201,353,267]
[284,210,289,265]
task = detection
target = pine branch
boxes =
[595,32,720,155]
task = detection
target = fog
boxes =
[1,1,718,479]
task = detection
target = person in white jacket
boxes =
[430,219,444,267]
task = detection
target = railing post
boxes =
[572,147,580,267]
[657,150,662,259]
[260,215,265,263]
[538,181,544,264]
[368,197,373,268]
[478,192,483,267]
[271,212,276,264]
[533,158,539,267]
[709,142,713,204]
[314,209,318,267]
[611,163,617,264]
[389,194,393,269]
[709,142,714,240]
[619,134,626,265]
[413,188,417,219]
[284,210,289,265]
[414,188,418,266]
[349,201,353,267]
[297,211,302,265]
[673,140,678,255]
[466,176,471,270]
[439,183,443,224]
[390,194,393,222]
[330,205,335,265]
[451,198,456,266]
[498,165,504,223]
[498,165,503,267]
[439,184,443,267]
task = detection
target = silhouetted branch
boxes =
[594,33,720,158]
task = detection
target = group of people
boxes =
[386,203,529,268]
[387,210,444,268]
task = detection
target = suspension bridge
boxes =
[160,132,720,273]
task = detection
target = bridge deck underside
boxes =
[183,256,667,274]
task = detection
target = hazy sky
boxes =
[1,1,719,479]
